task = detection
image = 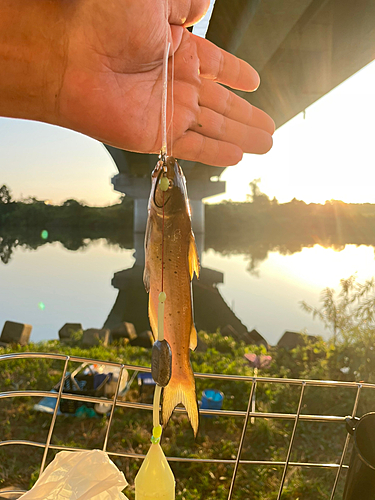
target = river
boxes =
[1,237,375,345]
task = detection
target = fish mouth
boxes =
[153,167,171,209]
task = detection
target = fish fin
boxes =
[162,366,199,437]
[148,295,157,340]
[144,212,152,250]
[188,232,200,280]
[143,216,153,292]
[189,324,198,351]
[143,266,150,293]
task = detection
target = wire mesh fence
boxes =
[0,351,372,499]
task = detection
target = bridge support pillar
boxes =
[134,199,149,234]
[112,172,225,239]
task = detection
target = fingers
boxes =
[169,0,210,26]
[172,104,273,166]
[167,20,274,166]
[173,131,244,167]
[191,106,273,155]
[194,34,260,91]
[199,79,275,135]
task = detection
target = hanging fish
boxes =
[144,155,200,436]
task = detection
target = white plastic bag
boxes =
[20,450,128,500]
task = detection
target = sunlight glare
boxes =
[207,60,375,205]
[267,244,375,291]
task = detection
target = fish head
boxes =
[149,156,190,217]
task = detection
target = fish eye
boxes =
[168,179,174,189]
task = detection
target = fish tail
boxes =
[162,367,199,437]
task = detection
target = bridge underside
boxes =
[207,0,375,128]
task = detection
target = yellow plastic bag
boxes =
[20,450,128,500]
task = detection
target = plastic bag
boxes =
[20,450,128,500]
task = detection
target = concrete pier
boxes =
[106,147,225,237]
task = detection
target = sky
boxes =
[211,59,375,204]
[0,59,374,206]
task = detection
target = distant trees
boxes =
[63,199,84,208]
[247,178,272,207]
[0,185,15,229]
[0,186,133,231]
[0,184,12,204]
[0,236,14,264]
[0,186,134,264]
[205,196,375,274]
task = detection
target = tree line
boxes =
[3,182,375,270]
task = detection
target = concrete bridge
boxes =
[208,0,375,128]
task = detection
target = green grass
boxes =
[0,333,369,499]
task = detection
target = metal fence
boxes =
[0,351,371,499]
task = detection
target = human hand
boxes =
[0,0,274,167]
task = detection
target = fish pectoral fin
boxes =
[189,325,198,351]
[143,266,150,293]
[143,215,153,292]
[188,232,200,280]
[148,295,157,340]
[144,212,152,251]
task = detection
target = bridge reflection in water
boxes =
[103,232,250,342]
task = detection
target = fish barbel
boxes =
[144,155,200,436]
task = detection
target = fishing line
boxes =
[161,42,170,156]
[161,0,170,156]
[160,0,168,294]
[168,51,174,157]
[162,0,174,156]
[161,189,165,293]
[152,0,171,434]
[160,0,172,298]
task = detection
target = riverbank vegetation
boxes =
[3,182,375,270]
[205,180,375,273]
[2,297,375,499]
[0,185,133,231]
[0,184,134,263]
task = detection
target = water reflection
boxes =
[0,230,133,264]
[103,232,249,341]
[3,216,375,273]
[205,199,375,274]
[2,225,375,345]
[104,256,249,339]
